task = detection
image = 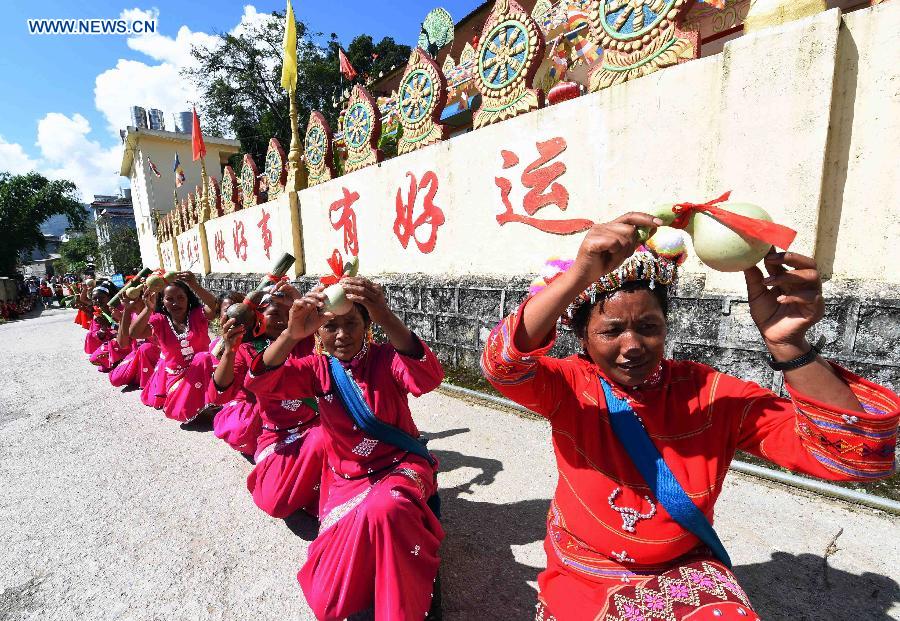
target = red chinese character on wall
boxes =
[214,230,228,262]
[232,220,248,261]
[494,137,593,235]
[394,171,445,254]
[257,209,273,260]
[329,187,360,256]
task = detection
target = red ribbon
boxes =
[266,273,287,284]
[242,297,268,338]
[670,191,797,250]
[320,249,345,286]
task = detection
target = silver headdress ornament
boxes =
[529,229,688,327]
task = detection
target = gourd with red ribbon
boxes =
[639,192,797,272]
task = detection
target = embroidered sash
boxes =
[327,355,435,466]
[600,378,732,568]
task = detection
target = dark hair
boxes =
[93,279,120,298]
[570,281,669,340]
[155,280,201,315]
[219,290,245,305]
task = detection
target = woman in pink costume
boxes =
[246,277,444,621]
[84,281,120,359]
[211,283,325,518]
[109,296,161,389]
[130,272,218,423]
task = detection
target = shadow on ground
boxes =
[735,551,900,621]
[431,442,548,620]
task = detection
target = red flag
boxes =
[338,48,357,80]
[191,106,206,161]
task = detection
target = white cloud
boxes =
[35,113,121,201]
[0,135,41,175]
[12,5,280,198]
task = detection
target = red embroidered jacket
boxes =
[481,301,899,570]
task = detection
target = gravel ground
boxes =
[1,309,898,621]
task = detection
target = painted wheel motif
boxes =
[266,149,282,187]
[399,69,434,124]
[240,165,255,199]
[479,20,530,90]
[306,126,326,167]
[344,103,371,149]
[601,0,677,40]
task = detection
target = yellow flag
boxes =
[281,0,297,91]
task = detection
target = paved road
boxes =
[1,309,898,620]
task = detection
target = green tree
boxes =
[59,230,98,275]
[0,172,86,276]
[100,226,142,275]
[184,12,410,166]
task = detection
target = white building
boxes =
[119,125,240,268]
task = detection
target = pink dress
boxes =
[148,307,213,423]
[210,338,327,519]
[83,316,112,356]
[246,339,445,621]
[110,338,161,389]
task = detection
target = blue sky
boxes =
[0,1,481,200]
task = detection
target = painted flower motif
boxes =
[643,592,665,611]
[668,582,690,599]
[622,603,646,621]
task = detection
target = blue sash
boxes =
[327,355,435,466]
[600,378,732,568]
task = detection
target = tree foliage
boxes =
[101,226,143,275]
[58,229,98,275]
[184,12,410,166]
[0,172,86,276]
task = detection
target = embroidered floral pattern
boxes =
[604,562,754,621]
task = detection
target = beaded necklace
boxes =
[167,312,194,359]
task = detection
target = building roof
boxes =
[119,126,242,177]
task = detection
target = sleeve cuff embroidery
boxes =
[788,363,899,479]
[481,299,557,387]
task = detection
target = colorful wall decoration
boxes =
[587,0,698,91]
[265,138,288,200]
[473,0,546,129]
[397,48,449,154]
[343,85,384,173]
[304,112,337,188]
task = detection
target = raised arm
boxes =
[516,213,662,351]
[129,289,156,340]
[116,298,142,348]
[262,294,330,369]
[745,250,863,413]
[212,317,245,392]
[176,271,218,320]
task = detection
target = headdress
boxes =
[530,230,688,327]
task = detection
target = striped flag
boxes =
[173,153,186,188]
[147,158,161,179]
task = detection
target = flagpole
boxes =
[199,157,210,222]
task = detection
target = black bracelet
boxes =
[767,343,820,371]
